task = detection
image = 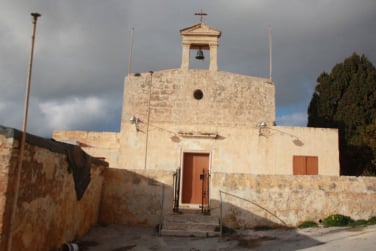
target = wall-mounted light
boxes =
[257,121,267,128]
[130,115,140,131]
[257,121,267,136]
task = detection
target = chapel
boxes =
[53,16,339,215]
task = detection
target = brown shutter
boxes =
[293,155,319,175]
[306,156,318,175]
[293,156,306,175]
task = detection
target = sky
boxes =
[1,0,375,137]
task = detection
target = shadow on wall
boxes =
[99,169,324,250]
[212,190,287,229]
[99,168,174,226]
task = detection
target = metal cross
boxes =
[195,9,207,22]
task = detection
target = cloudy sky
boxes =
[1,0,375,137]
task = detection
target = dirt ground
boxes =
[72,224,376,251]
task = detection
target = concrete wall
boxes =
[0,126,107,251]
[118,124,339,175]
[99,170,376,228]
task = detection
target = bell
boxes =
[195,49,205,60]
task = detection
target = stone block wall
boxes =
[211,173,376,228]
[99,169,376,228]
[121,69,275,130]
[0,126,107,251]
[100,169,174,226]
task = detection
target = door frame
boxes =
[179,150,212,209]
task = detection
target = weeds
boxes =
[298,221,318,228]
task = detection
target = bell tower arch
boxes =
[180,14,221,71]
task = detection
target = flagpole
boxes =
[7,12,41,251]
[269,25,272,80]
[128,27,135,76]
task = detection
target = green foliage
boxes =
[308,53,376,175]
[367,216,376,225]
[298,221,318,228]
[350,219,368,227]
[322,214,354,227]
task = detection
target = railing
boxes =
[173,168,180,212]
[219,190,287,235]
[200,169,210,214]
[158,183,165,235]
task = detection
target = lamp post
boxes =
[7,12,41,251]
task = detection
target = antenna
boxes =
[127,27,135,76]
[268,25,272,80]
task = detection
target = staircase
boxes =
[161,210,220,237]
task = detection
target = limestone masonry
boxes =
[53,20,347,227]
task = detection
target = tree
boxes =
[307,53,376,175]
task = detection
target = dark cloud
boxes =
[1,0,375,136]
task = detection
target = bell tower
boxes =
[180,12,221,71]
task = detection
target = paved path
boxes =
[76,224,376,251]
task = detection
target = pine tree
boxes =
[308,53,376,175]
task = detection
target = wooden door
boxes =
[182,153,209,204]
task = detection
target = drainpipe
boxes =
[7,12,41,251]
[144,71,153,169]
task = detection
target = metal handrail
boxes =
[219,190,287,235]
[159,184,165,235]
[173,168,180,212]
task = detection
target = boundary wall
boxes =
[0,126,107,251]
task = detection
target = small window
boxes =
[293,156,318,175]
[193,89,204,100]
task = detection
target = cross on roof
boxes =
[195,9,207,22]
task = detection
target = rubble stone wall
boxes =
[99,169,376,228]
[0,126,107,251]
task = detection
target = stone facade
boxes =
[116,123,339,175]
[0,126,107,251]
[121,70,275,128]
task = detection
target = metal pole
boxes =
[268,25,272,81]
[144,71,153,169]
[219,190,223,236]
[7,12,41,251]
[127,28,135,77]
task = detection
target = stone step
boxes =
[164,213,219,225]
[161,229,220,237]
[163,221,218,232]
[161,213,220,237]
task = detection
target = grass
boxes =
[297,215,376,229]
[322,214,354,227]
[298,221,318,229]
[367,216,376,225]
[349,219,368,227]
